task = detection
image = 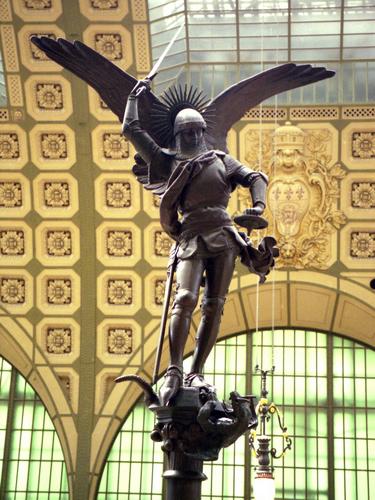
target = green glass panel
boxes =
[293,346,304,375]
[354,348,366,377]
[366,378,375,406]
[343,378,355,405]
[355,378,367,407]
[295,377,306,405]
[366,350,375,377]
[306,330,317,347]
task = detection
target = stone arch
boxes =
[89,270,375,499]
[0,313,76,497]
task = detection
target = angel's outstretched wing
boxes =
[30,36,161,142]
[202,63,335,151]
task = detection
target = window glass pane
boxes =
[0,357,69,497]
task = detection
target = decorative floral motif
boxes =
[0,182,22,207]
[105,182,131,208]
[47,231,72,256]
[103,133,129,159]
[154,279,176,306]
[154,279,166,305]
[44,182,70,207]
[352,132,375,159]
[46,327,72,354]
[91,0,119,8]
[107,327,132,354]
[351,182,375,209]
[0,134,19,159]
[154,230,172,257]
[350,232,375,259]
[30,33,56,59]
[0,230,24,255]
[41,133,67,159]
[95,34,122,60]
[106,230,132,256]
[107,279,132,305]
[47,279,72,304]
[0,278,25,304]
[24,0,52,8]
[36,83,63,110]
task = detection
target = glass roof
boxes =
[148,0,375,102]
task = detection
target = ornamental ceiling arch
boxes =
[0,0,374,499]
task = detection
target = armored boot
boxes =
[159,365,183,406]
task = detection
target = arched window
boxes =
[0,356,69,499]
[98,329,375,499]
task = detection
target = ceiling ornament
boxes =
[240,122,346,269]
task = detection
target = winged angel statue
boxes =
[32,36,334,406]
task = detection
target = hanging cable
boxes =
[270,4,282,371]
[253,0,265,371]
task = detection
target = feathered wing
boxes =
[30,36,161,142]
[203,63,335,151]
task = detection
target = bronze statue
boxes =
[31,36,335,407]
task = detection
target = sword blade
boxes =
[148,22,184,81]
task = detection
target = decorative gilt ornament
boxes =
[106,230,132,256]
[352,132,375,159]
[154,230,172,257]
[36,83,63,110]
[95,33,122,60]
[0,230,24,255]
[44,181,70,207]
[0,278,25,304]
[0,133,19,159]
[107,327,132,355]
[350,232,375,259]
[154,278,166,306]
[47,278,72,304]
[240,122,346,269]
[351,182,375,209]
[107,279,132,305]
[0,182,22,207]
[41,133,67,159]
[105,181,131,208]
[46,327,72,354]
[154,278,177,306]
[24,0,52,8]
[46,230,72,256]
[91,0,119,8]
[102,133,129,159]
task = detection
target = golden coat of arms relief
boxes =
[238,122,346,269]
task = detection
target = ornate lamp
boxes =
[250,366,292,500]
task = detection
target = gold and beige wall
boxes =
[0,1,374,499]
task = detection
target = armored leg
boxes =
[189,248,238,376]
[160,257,204,405]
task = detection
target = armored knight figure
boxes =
[123,79,270,404]
[30,34,335,406]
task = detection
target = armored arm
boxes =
[246,171,268,216]
[224,155,268,215]
[122,80,162,165]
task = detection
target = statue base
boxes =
[116,377,257,500]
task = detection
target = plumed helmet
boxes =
[173,108,207,137]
